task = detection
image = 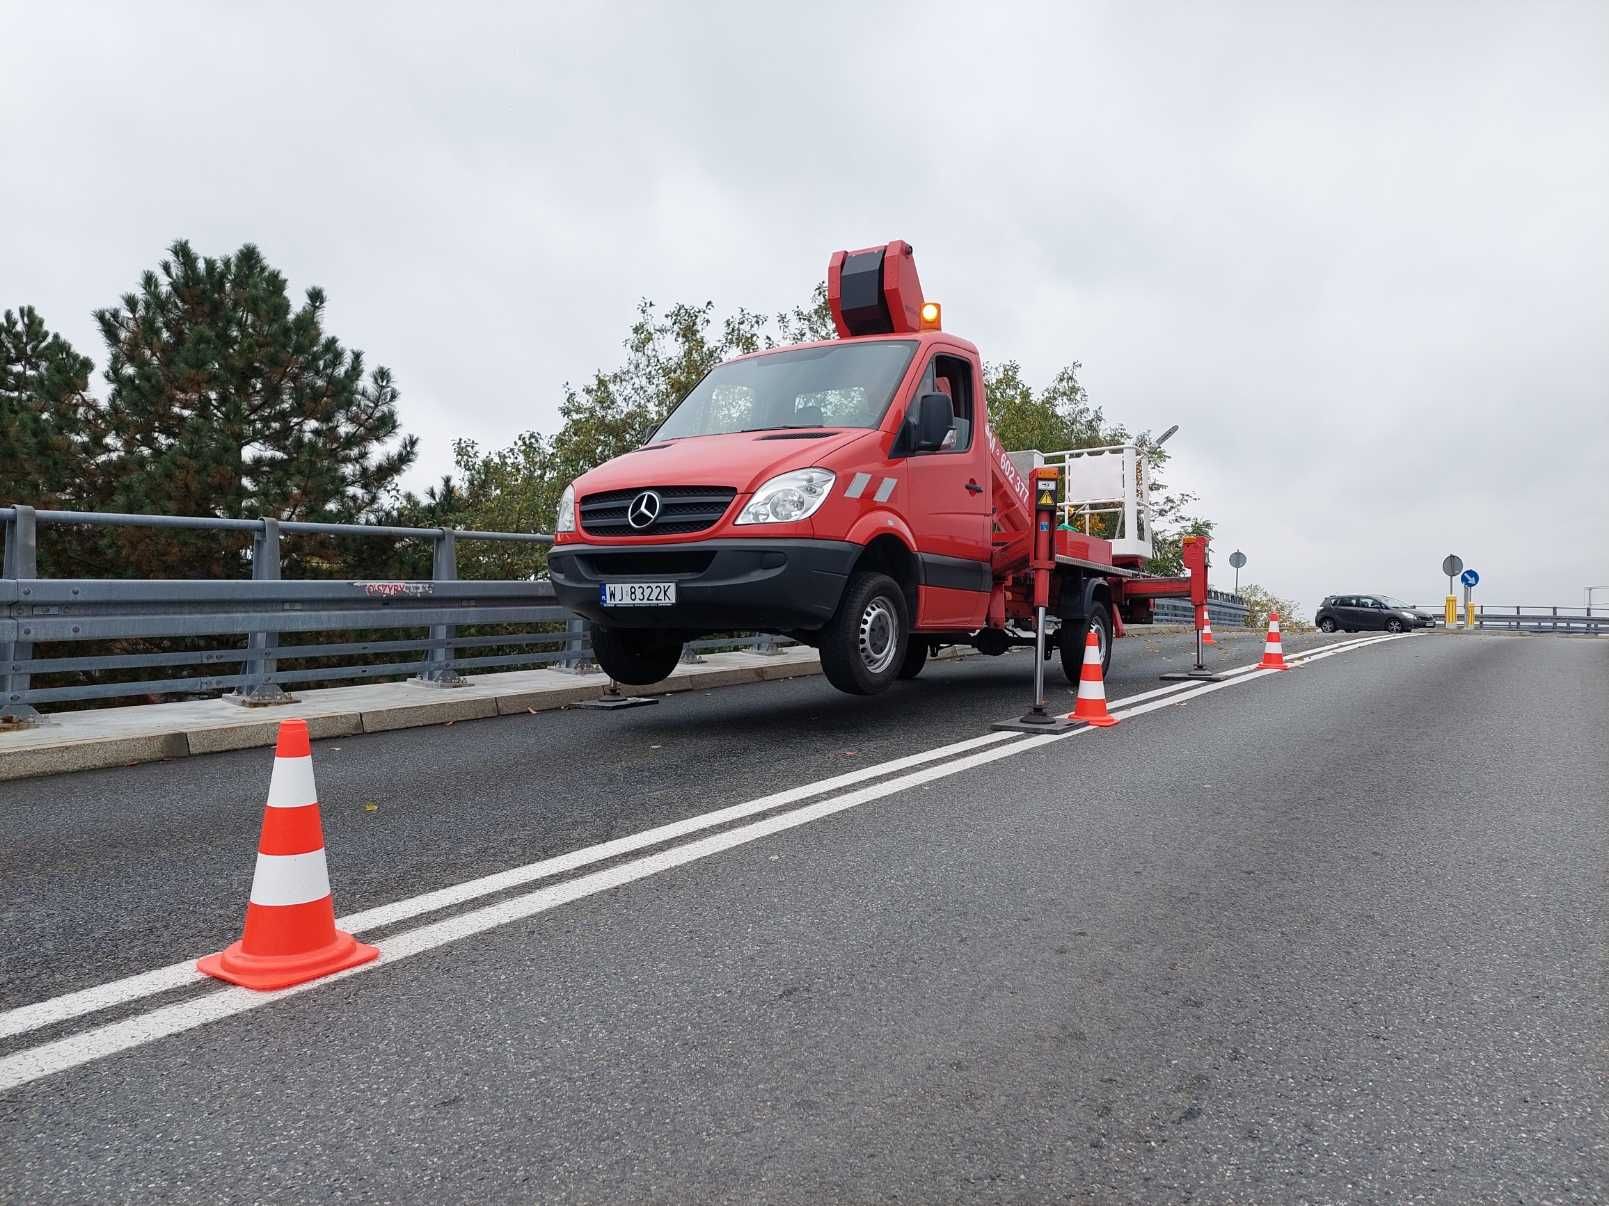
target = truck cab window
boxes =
[915,354,974,453]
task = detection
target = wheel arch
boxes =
[1057,569,1113,622]
[851,532,920,622]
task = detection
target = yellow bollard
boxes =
[1465,599,1477,629]
[1445,596,1457,627]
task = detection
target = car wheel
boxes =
[820,571,908,695]
[1385,617,1404,633]
[1319,617,1337,633]
[1059,602,1114,683]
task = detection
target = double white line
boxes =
[0,633,1405,1091]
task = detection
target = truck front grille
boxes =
[579,486,737,537]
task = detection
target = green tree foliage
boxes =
[1147,515,1215,577]
[1,306,104,509]
[1237,583,1305,630]
[983,360,1114,453]
[94,240,417,577]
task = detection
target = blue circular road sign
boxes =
[1460,569,1479,588]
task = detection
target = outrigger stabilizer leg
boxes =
[1160,618,1225,682]
[993,465,1082,733]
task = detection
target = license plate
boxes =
[600,582,677,607]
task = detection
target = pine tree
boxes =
[0,306,104,509]
[94,241,418,576]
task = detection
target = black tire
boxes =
[589,624,684,686]
[1059,602,1113,683]
[897,637,930,680]
[1319,617,1337,633]
[819,571,909,695]
[1385,617,1404,633]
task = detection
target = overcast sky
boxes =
[4,1,1605,610]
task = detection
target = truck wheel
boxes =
[1059,602,1113,683]
[897,637,930,680]
[589,624,684,686]
[819,571,908,695]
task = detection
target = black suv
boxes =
[1315,595,1437,633]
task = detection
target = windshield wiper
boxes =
[738,424,830,433]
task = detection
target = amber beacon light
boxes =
[919,301,942,330]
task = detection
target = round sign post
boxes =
[1441,554,1464,627]
[1229,549,1247,595]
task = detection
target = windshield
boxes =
[651,340,917,442]
[1378,595,1413,608]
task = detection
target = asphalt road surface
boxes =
[2,629,1604,1204]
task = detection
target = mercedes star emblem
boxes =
[626,490,662,530]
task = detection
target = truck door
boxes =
[902,351,992,629]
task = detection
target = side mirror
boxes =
[912,393,954,452]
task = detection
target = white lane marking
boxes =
[0,632,1400,1045]
[0,730,1020,1040]
[265,757,317,808]
[0,732,1071,1093]
[843,472,872,500]
[248,850,331,908]
[873,476,897,503]
[0,633,1410,1089]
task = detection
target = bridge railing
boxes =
[0,505,784,726]
[1152,592,1248,628]
[1433,604,1607,634]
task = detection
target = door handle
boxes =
[965,480,984,495]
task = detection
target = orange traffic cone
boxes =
[1069,629,1119,727]
[198,719,378,991]
[1258,611,1289,671]
[1201,612,1215,645]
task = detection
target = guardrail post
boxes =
[413,530,467,687]
[226,518,295,707]
[554,615,593,673]
[1,505,45,727]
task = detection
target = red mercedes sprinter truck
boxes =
[548,241,1207,695]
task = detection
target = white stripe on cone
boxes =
[248,849,332,907]
[265,756,318,809]
[1077,639,1107,700]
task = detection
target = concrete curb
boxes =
[0,647,852,783]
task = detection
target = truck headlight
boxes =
[556,483,576,533]
[735,469,835,525]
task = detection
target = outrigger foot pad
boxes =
[1159,670,1227,682]
[578,681,661,710]
[992,711,1083,734]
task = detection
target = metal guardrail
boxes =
[1,504,787,726]
[1447,604,1606,634]
[1152,593,1248,628]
